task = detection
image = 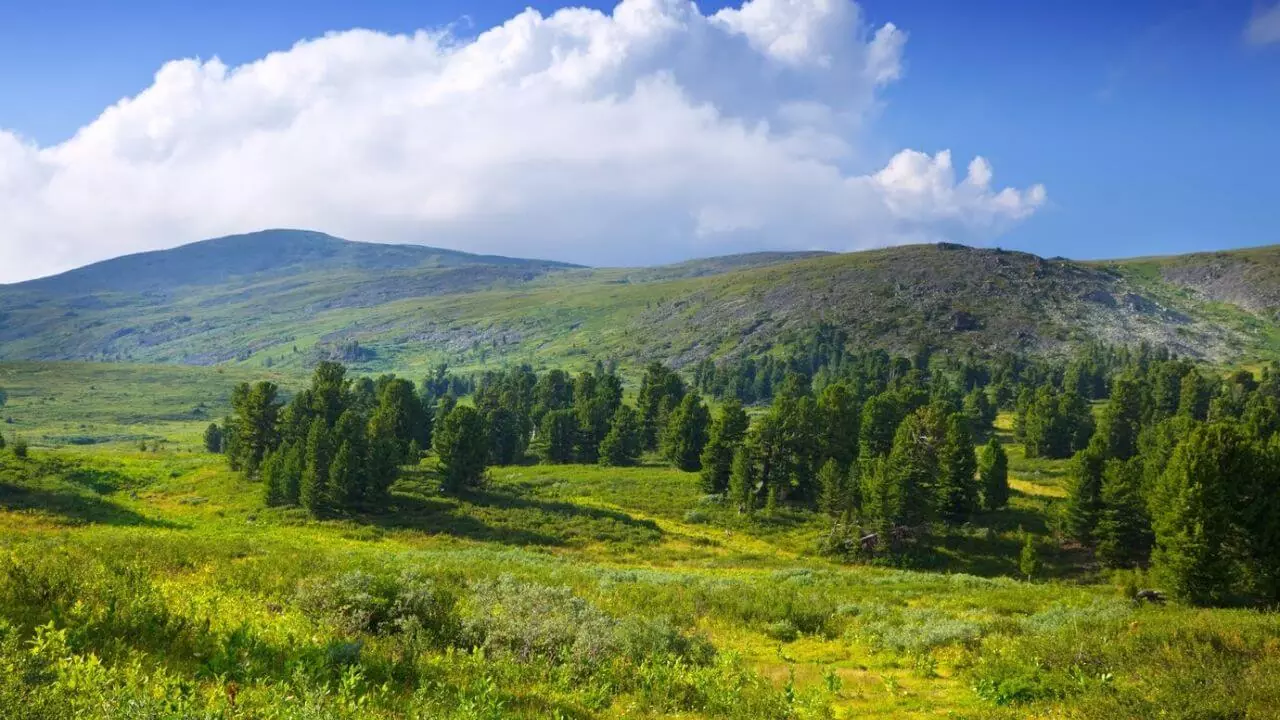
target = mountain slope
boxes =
[1,232,1278,370]
[8,229,581,296]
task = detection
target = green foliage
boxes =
[1095,459,1152,569]
[1065,444,1105,544]
[599,404,642,467]
[978,437,1009,511]
[699,399,749,493]
[202,422,222,453]
[660,392,711,472]
[816,458,847,516]
[435,406,488,494]
[936,413,979,523]
[1019,533,1040,580]
[539,409,578,464]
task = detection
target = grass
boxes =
[1,362,1279,718]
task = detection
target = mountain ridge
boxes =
[2,230,1278,370]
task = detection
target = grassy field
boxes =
[2,362,1279,719]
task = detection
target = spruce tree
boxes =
[203,423,223,453]
[661,392,711,472]
[330,410,368,508]
[300,417,333,516]
[937,414,979,523]
[434,405,488,494]
[817,458,847,516]
[280,442,304,505]
[727,445,755,513]
[883,409,941,529]
[977,437,1009,511]
[540,409,578,464]
[858,393,900,458]
[485,407,524,466]
[1065,443,1105,544]
[261,449,286,507]
[599,404,642,467]
[1095,458,1153,569]
[1098,376,1142,460]
[699,400,750,493]
[1151,423,1247,605]
[1019,533,1040,581]
[817,382,860,468]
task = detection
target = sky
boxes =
[0,0,1277,283]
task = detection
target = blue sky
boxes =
[0,0,1277,279]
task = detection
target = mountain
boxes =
[1,231,1278,369]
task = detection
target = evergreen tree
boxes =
[1065,443,1105,544]
[330,410,368,507]
[1177,368,1211,421]
[817,458,848,516]
[203,423,223,453]
[699,400,750,493]
[1097,376,1142,460]
[280,442,304,505]
[434,405,488,494]
[540,409,578,464]
[485,407,524,465]
[228,381,282,476]
[882,408,943,530]
[309,361,349,427]
[369,378,427,464]
[977,437,1009,511]
[936,414,979,523]
[261,448,286,507]
[300,417,333,516]
[1095,458,1153,569]
[858,392,899,458]
[364,431,400,504]
[727,445,755,513]
[1150,423,1248,605]
[661,392,711,472]
[599,404,642,467]
[638,362,685,450]
[1019,533,1040,581]
[962,388,994,439]
[817,382,860,468]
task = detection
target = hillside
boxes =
[2,231,1279,371]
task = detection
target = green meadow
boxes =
[1,361,1278,719]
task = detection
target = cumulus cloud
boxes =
[0,0,1045,283]
[1247,3,1280,45]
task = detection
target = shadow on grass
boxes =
[367,470,663,547]
[0,481,182,528]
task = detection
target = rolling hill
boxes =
[2,230,1279,371]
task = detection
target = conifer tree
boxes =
[330,409,368,507]
[485,407,524,466]
[1019,532,1040,580]
[1095,458,1152,569]
[937,414,979,523]
[203,423,223,453]
[1151,423,1247,605]
[858,393,900,459]
[280,441,304,505]
[977,437,1009,511]
[883,408,942,529]
[599,404,642,467]
[699,400,750,493]
[540,409,578,464]
[817,382,860,467]
[1097,376,1142,460]
[817,458,848,516]
[1065,443,1105,543]
[434,405,488,494]
[661,392,711,472]
[727,445,755,513]
[300,417,333,516]
[1177,368,1211,421]
[261,449,286,507]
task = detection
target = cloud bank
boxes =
[0,0,1045,283]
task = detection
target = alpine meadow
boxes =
[3,0,1280,719]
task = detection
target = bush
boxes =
[11,438,28,458]
[295,569,459,642]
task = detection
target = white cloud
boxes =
[1247,3,1280,45]
[0,0,1045,283]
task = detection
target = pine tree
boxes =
[1065,443,1105,543]
[817,382,860,468]
[937,414,979,523]
[261,449,286,507]
[1097,376,1142,460]
[599,404,642,467]
[434,405,488,494]
[540,409,578,464]
[727,445,755,513]
[977,437,1009,511]
[330,410,368,508]
[1150,423,1248,605]
[485,407,524,466]
[1095,458,1153,569]
[817,458,848,516]
[280,442,304,505]
[1019,533,1040,581]
[1177,368,1211,421]
[883,408,942,530]
[661,392,711,472]
[228,381,282,476]
[859,393,900,458]
[699,400,750,493]
[300,417,333,516]
[637,362,684,450]
[203,423,223,453]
